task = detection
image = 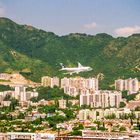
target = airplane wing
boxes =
[63,69,84,75]
[63,72,75,75]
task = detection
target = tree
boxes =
[4,95,11,101]
[80,104,90,109]
[136,118,140,130]
[0,85,12,92]
[98,126,106,131]
[129,112,136,125]
[119,127,126,132]
[78,124,84,130]
[9,98,19,111]
[135,106,140,111]
[30,97,38,102]
[94,121,102,129]
[66,99,72,108]
[18,112,25,119]
[122,91,138,101]
[26,87,34,91]
[71,124,84,136]
[46,115,66,128]
[32,117,42,125]
[27,105,33,112]
[119,102,126,108]
[91,126,96,130]
[63,109,75,120]
[71,130,82,136]
[35,86,74,101]
[105,113,116,119]
[122,90,128,98]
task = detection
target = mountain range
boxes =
[0,17,140,88]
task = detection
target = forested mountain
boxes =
[0,17,140,88]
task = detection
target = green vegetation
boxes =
[71,124,84,136]
[4,94,11,101]
[136,118,140,130]
[135,106,140,111]
[122,91,139,101]
[0,119,46,132]
[38,105,58,114]
[63,109,75,119]
[90,126,96,130]
[31,86,74,101]
[46,109,75,129]
[0,102,76,132]
[126,93,139,101]
[119,112,136,121]
[0,85,12,92]
[119,101,126,108]
[119,126,126,132]
[94,121,102,130]
[1,97,19,112]
[98,126,106,131]
[0,18,140,88]
[0,79,10,82]
[122,90,128,98]
[71,130,82,136]
[105,113,116,119]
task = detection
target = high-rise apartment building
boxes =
[13,85,38,101]
[61,77,98,90]
[14,85,26,101]
[41,76,59,87]
[80,90,122,108]
[115,78,139,94]
[63,86,79,97]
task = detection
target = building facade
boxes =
[80,90,122,108]
[115,78,139,94]
[41,76,59,87]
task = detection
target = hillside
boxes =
[0,17,140,88]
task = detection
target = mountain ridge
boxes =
[0,17,140,88]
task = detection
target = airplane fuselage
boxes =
[61,67,91,71]
[59,62,92,74]
[60,66,92,74]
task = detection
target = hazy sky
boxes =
[0,0,140,36]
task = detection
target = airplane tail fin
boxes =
[78,62,83,68]
[60,63,65,68]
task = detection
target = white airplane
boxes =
[59,62,92,75]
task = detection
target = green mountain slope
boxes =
[0,17,140,88]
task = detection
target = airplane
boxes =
[59,62,92,75]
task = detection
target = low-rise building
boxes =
[126,100,140,110]
[58,98,66,109]
[68,99,79,106]
[7,132,56,140]
[38,100,55,106]
[1,101,11,107]
[78,108,140,121]
[0,73,11,80]
[25,111,46,122]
